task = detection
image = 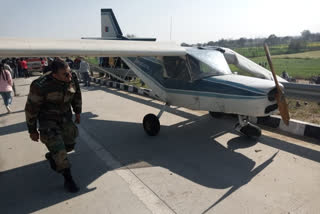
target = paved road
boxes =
[1,78,320,214]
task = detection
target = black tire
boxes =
[240,123,261,138]
[209,111,224,118]
[143,114,160,136]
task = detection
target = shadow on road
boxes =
[79,112,284,212]
[0,120,27,136]
[0,109,25,118]
[0,150,106,213]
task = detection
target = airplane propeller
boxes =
[264,43,290,126]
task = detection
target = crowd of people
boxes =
[0,56,91,115]
[99,57,129,69]
[0,58,31,79]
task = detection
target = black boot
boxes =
[45,152,57,171]
[62,168,79,193]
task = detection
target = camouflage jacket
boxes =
[25,72,82,133]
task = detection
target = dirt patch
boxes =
[288,99,320,125]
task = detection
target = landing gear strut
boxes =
[143,103,169,136]
[235,115,261,138]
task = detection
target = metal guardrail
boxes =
[92,66,137,78]
[89,63,137,83]
[283,82,320,102]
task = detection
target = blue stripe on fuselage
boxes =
[202,77,266,94]
[163,79,265,97]
[166,88,266,99]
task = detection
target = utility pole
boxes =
[170,16,172,40]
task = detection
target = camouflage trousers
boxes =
[39,120,79,172]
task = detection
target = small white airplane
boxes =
[0,9,290,137]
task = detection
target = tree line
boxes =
[181,30,320,52]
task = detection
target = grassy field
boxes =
[273,50,320,59]
[234,42,320,58]
[228,57,320,80]
[229,49,320,79]
[232,42,320,79]
[248,56,320,79]
[234,44,288,58]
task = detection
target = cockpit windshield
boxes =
[186,48,232,80]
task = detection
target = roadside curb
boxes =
[90,77,154,97]
[249,116,320,141]
[90,77,320,141]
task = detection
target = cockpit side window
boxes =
[187,54,218,81]
[186,49,232,81]
[187,55,201,81]
[163,56,191,81]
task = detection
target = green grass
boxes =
[129,78,149,88]
[86,57,99,65]
[234,44,289,58]
[307,42,320,48]
[229,56,320,79]
[250,57,320,79]
[273,50,320,59]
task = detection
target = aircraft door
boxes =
[162,56,200,110]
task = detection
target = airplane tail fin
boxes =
[82,9,156,41]
[101,9,124,39]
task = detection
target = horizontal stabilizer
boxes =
[81,37,156,41]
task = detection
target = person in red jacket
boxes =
[21,58,29,78]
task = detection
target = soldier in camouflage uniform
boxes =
[25,60,82,193]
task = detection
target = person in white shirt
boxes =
[78,58,91,87]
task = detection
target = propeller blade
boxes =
[264,43,290,126]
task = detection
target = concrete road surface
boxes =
[1,78,320,214]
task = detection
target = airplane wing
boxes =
[0,38,186,57]
[223,48,287,83]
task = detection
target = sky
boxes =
[0,0,319,44]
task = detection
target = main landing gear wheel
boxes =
[235,122,261,138]
[143,114,160,136]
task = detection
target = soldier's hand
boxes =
[30,131,40,142]
[75,114,81,124]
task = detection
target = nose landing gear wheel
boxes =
[236,122,261,138]
[143,114,160,136]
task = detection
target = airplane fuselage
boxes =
[121,50,278,117]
